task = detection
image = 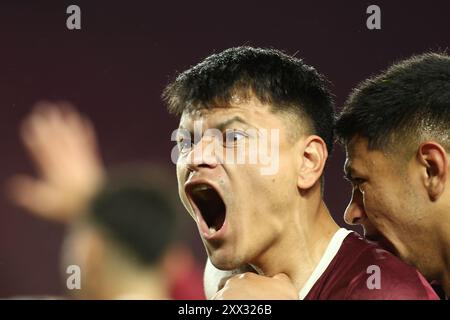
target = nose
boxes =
[344,188,367,225]
[186,135,220,172]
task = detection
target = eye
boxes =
[353,178,366,193]
[344,175,366,190]
[177,136,193,154]
[223,130,247,147]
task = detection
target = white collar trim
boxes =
[298,228,352,300]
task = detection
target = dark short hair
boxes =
[336,52,450,154]
[88,167,178,266]
[163,46,335,153]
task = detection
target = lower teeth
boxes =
[209,227,217,234]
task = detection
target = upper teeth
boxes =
[193,184,211,192]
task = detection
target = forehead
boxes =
[346,136,368,160]
[179,99,288,130]
[345,136,391,175]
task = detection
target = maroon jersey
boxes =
[301,229,439,300]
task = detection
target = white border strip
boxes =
[298,228,352,299]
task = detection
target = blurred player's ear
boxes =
[159,243,206,299]
[417,141,448,201]
[297,135,328,190]
[161,244,194,278]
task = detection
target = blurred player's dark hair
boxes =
[336,52,450,155]
[87,165,179,266]
[162,46,335,154]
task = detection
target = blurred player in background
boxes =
[8,103,204,299]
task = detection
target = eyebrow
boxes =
[215,116,253,131]
[179,116,253,132]
[343,161,353,181]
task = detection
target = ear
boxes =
[417,141,448,201]
[297,135,328,190]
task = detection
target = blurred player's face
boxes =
[343,136,430,266]
[175,97,302,270]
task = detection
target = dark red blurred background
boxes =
[0,0,448,297]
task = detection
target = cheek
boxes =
[175,164,193,213]
[178,185,188,208]
[360,186,385,219]
[363,186,399,223]
[176,161,184,180]
[176,163,186,194]
[261,175,297,214]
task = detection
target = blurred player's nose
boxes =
[187,135,220,171]
[344,188,367,225]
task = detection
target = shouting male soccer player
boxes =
[163,47,438,299]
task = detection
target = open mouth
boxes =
[186,183,226,234]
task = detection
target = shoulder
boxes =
[341,233,439,300]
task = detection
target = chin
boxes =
[208,250,243,271]
[366,233,399,256]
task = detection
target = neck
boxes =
[436,212,450,296]
[251,196,339,292]
[416,202,450,297]
[101,264,170,300]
